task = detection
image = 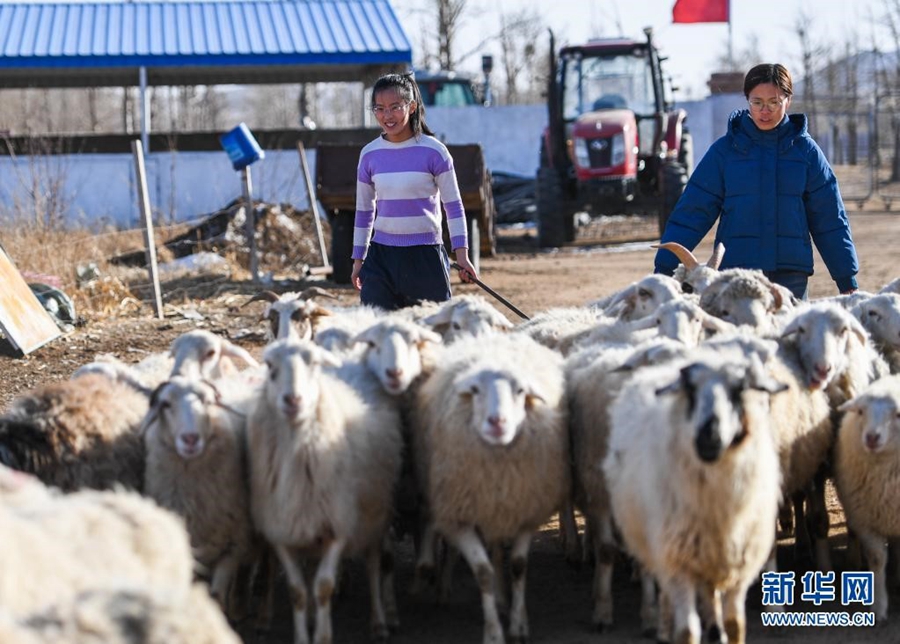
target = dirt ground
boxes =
[2,212,900,643]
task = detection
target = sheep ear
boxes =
[780,317,801,338]
[312,347,342,368]
[423,307,455,327]
[654,375,683,396]
[847,317,870,346]
[746,356,789,395]
[221,341,259,369]
[352,327,380,347]
[453,372,480,396]
[139,383,168,436]
[701,312,733,333]
[416,328,443,346]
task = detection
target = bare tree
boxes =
[436,0,468,70]
[496,7,542,105]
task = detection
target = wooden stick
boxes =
[297,141,330,268]
[131,139,164,319]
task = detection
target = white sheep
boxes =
[351,318,443,396]
[590,273,683,321]
[699,268,795,334]
[0,583,242,644]
[247,340,403,643]
[243,286,338,340]
[604,354,784,644]
[73,330,259,393]
[0,465,195,618]
[141,375,259,617]
[853,293,900,373]
[781,302,890,408]
[412,333,570,644]
[0,374,147,491]
[879,276,900,295]
[421,294,514,343]
[652,241,725,295]
[834,375,900,621]
[513,306,600,351]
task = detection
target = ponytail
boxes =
[371,73,435,139]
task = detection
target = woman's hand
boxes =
[351,259,364,291]
[454,249,477,283]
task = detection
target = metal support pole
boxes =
[131,139,164,319]
[139,66,150,155]
[297,142,330,268]
[241,167,259,282]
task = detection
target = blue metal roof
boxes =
[0,0,412,87]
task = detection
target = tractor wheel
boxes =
[658,161,688,237]
[329,210,355,284]
[536,167,574,248]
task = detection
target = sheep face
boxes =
[607,275,682,321]
[355,321,441,395]
[783,306,870,390]
[263,341,339,427]
[267,299,332,341]
[424,300,513,343]
[145,377,222,460]
[840,393,900,454]
[657,359,785,463]
[856,294,900,350]
[453,368,544,446]
[635,300,732,346]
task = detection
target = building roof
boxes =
[0,0,412,87]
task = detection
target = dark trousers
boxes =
[765,270,809,301]
[360,242,452,311]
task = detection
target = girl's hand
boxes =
[454,250,477,283]
[351,259,364,291]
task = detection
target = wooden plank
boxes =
[297,141,330,268]
[0,245,61,354]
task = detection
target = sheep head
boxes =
[781,304,870,391]
[354,320,442,395]
[142,377,232,460]
[169,330,258,380]
[655,357,787,463]
[603,274,682,322]
[854,293,900,350]
[453,368,546,447]
[654,241,725,295]
[423,296,514,343]
[839,379,900,453]
[262,340,340,428]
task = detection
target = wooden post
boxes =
[241,166,259,282]
[131,139,164,320]
[297,141,330,268]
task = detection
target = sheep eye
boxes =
[638,288,651,298]
[868,310,879,318]
[470,385,480,395]
[452,322,462,330]
[681,282,694,294]
[291,310,305,321]
[798,327,805,334]
[655,318,662,325]
[204,349,216,360]
[268,367,278,381]
[158,400,171,411]
[719,309,730,317]
[840,327,849,337]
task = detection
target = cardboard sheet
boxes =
[0,245,61,354]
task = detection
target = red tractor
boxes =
[537,27,693,247]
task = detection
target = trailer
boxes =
[315,142,496,284]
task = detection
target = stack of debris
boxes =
[111,199,331,276]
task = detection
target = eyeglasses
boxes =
[748,97,788,111]
[371,103,409,116]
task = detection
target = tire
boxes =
[678,131,694,177]
[329,210,355,284]
[658,161,688,237]
[536,167,574,248]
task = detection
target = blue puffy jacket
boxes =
[654,110,859,293]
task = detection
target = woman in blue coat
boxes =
[654,63,859,299]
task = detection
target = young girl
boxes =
[351,73,477,310]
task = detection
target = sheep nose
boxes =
[181,433,199,448]
[814,364,832,380]
[386,368,403,380]
[695,418,722,462]
[864,433,881,450]
[487,415,505,432]
[282,394,300,409]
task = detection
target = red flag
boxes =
[672,0,729,23]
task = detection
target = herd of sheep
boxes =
[2,240,900,644]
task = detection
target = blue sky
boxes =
[395,0,888,99]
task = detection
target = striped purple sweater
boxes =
[353,134,467,261]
